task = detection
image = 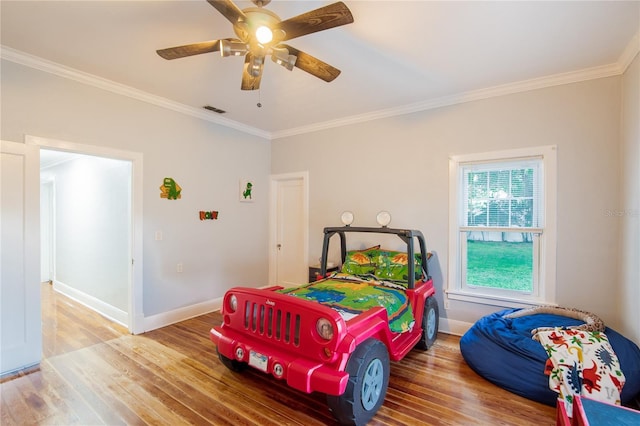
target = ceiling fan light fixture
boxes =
[255,25,273,44]
[271,47,296,71]
[250,55,265,77]
[220,40,248,57]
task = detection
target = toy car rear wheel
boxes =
[327,338,389,425]
[216,347,247,372]
[416,296,439,350]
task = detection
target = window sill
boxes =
[445,289,551,309]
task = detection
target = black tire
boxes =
[327,339,390,426]
[415,296,439,350]
[217,347,247,372]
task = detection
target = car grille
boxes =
[243,301,301,346]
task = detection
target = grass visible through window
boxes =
[466,240,532,291]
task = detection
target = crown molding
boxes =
[618,29,640,73]
[1,42,635,142]
[270,61,625,140]
[0,46,271,140]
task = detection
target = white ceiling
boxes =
[2,1,639,139]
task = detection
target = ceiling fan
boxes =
[157,0,354,90]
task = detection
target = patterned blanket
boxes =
[535,327,626,416]
[278,273,415,333]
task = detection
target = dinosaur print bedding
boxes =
[278,273,415,333]
[535,327,625,416]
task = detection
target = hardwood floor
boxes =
[1,283,557,425]
[40,282,129,359]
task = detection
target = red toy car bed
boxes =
[210,225,439,425]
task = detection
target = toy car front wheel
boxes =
[216,347,247,372]
[416,296,439,350]
[327,338,390,425]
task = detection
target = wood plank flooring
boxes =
[1,283,557,425]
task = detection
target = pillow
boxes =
[341,245,379,275]
[374,250,423,284]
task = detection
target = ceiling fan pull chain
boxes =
[257,89,262,108]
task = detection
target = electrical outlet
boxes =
[177,263,183,273]
[155,231,163,241]
[444,298,450,310]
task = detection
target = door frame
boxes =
[268,172,309,286]
[27,135,144,334]
[40,179,54,283]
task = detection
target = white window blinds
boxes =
[461,158,543,230]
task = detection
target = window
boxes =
[448,146,557,307]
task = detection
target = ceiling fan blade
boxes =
[280,44,341,82]
[276,1,354,42]
[157,40,224,60]
[206,0,247,25]
[241,55,262,90]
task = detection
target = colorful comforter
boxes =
[278,273,415,333]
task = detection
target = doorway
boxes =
[269,172,309,287]
[30,135,143,334]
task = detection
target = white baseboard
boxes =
[53,280,128,327]
[143,298,223,333]
[438,317,473,337]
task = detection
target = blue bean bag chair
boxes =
[460,308,640,406]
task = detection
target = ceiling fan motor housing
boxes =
[252,0,271,7]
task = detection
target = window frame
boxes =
[447,146,557,308]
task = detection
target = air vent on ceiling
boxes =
[203,105,226,114]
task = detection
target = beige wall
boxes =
[620,53,640,343]
[272,76,625,333]
[1,60,272,322]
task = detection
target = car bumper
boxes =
[210,326,349,396]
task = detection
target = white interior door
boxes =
[270,173,308,287]
[1,140,41,375]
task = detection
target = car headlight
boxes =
[316,318,334,340]
[228,294,238,313]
